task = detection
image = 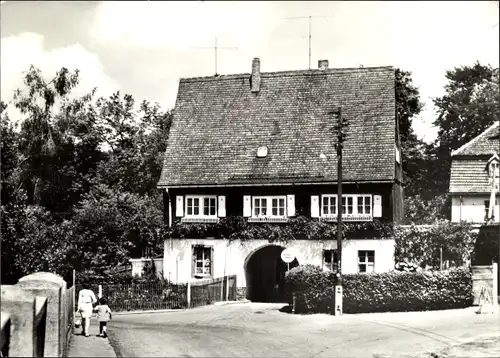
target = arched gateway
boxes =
[243,244,299,302]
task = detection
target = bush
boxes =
[472,224,499,265]
[394,220,477,269]
[285,265,473,314]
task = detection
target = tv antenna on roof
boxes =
[281,15,332,70]
[188,37,238,76]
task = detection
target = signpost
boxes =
[281,248,296,271]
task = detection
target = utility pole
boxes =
[330,106,348,316]
[188,37,237,76]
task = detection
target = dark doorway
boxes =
[244,245,299,303]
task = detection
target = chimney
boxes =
[251,58,261,93]
[318,60,329,70]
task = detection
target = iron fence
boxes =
[75,275,237,312]
[76,283,187,312]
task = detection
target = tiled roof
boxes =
[449,159,496,193]
[158,64,397,187]
[451,122,499,157]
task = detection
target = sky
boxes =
[1,1,499,143]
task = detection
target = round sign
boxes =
[281,248,296,263]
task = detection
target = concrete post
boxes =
[1,285,45,357]
[17,272,67,357]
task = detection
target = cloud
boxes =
[1,32,119,124]
[91,1,277,51]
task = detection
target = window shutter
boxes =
[176,196,184,217]
[218,196,226,217]
[373,195,382,218]
[243,195,252,217]
[287,195,295,217]
[311,195,319,218]
[210,246,215,276]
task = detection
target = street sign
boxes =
[281,248,296,263]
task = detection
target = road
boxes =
[107,302,500,357]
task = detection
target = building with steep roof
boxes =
[449,121,500,223]
[157,58,403,301]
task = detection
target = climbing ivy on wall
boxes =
[168,216,394,243]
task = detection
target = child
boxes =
[94,297,112,338]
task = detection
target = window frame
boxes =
[192,244,213,278]
[252,196,287,218]
[321,195,338,216]
[323,249,339,272]
[185,195,217,218]
[358,250,375,273]
[320,194,373,219]
[484,199,499,220]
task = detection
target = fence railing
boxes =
[82,275,238,313]
[189,275,237,308]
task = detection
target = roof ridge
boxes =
[451,121,500,157]
[179,65,394,83]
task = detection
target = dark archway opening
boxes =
[245,245,299,303]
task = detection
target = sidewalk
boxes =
[67,316,116,357]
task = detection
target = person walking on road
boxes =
[77,283,97,337]
[94,297,112,338]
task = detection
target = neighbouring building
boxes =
[157,58,403,302]
[449,121,500,224]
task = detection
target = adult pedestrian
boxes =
[77,282,97,337]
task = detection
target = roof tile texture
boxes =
[158,66,397,187]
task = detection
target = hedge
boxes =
[284,265,473,314]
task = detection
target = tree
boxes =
[429,62,498,197]
[394,69,429,198]
[13,66,81,208]
[69,185,167,279]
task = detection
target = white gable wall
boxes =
[162,238,395,286]
[451,195,500,223]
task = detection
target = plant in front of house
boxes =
[168,215,394,243]
[394,220,477,270]
[284,264,473,314]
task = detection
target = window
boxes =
[320,194,373,221]
[271,197,286,216]
[323,249,338,272]
[489,161,500,190]
[342,196,354,214]
[322,195,337,215]
[252,196,287,217]
[485,199,498,220]
[490,161,499,177]
[358,250,375,273]
[186,195,217,217]
[192,245,212,277]
[357,196,372,215]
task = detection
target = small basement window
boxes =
[358,250,375,273]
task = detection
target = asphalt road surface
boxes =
[107,302,500,357]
